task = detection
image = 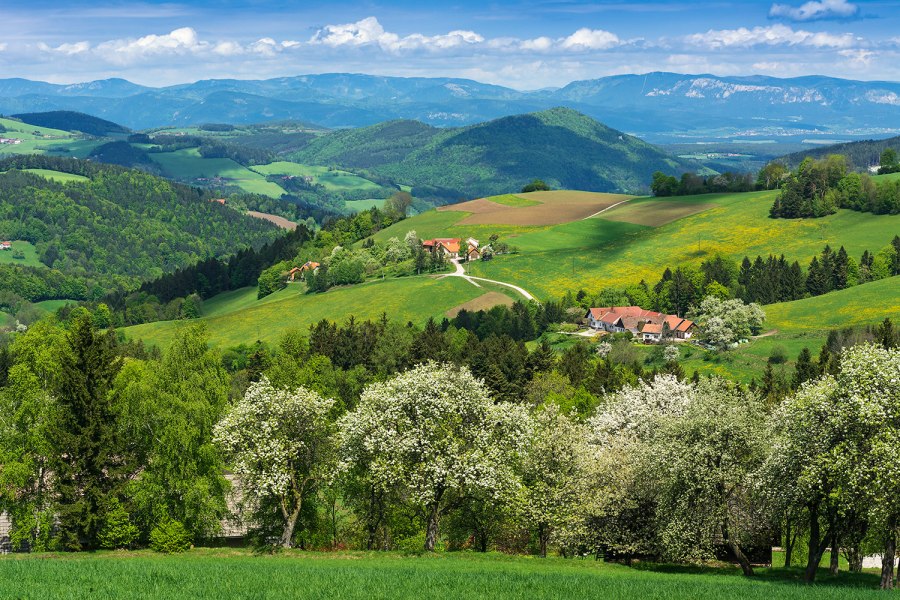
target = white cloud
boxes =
[686,24,856,49]
[38,41,91,55]
[309,17,483,53]
[94,27,207,63]
[0,43,7,52]
[519,37,554,51]
[838,48,875,64]
[769,0,858,22]
[559,28,621,51]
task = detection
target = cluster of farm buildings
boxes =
[422,237,486,261]
[0,138,22,145]
[585,306,696,344]
[0,242,12,251]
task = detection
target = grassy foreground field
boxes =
[124,276,486,349]
[0,549,888,599]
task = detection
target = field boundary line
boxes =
[582,199,632,220]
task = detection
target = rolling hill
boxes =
[290,108,694,196]
[0,155,282,297]
[779,135,900,169]
[11,110,130,137]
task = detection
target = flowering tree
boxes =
[520,404,586,557]
[691,296,766,350]
[214,377,337,548]
[339,362,528,551]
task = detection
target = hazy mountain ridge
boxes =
[2,72,898,138]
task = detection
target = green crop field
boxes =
[252,162,382,193]
[462,191,900,299]
[149,149,287,198]
[22,168,90,183]
[124,276,485,349]
[0,549,888,600]
[0,241,44,268]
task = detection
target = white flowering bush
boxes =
[339,362,529,551]
[214,377,337,548]
[692,296,766,349]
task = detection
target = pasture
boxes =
[149,149,287,198]
[445,290,515,317]
[0,549,888,600]
[22,168,90,183]
[345,199,386,212]
[252,162,383,193]
[0,117,98,157]
[0,241,44,268]
[464,191,900,299]
[439,190,632,226]
[124,276,485,349]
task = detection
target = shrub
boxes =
[98,499,139,550]
[768,345,788,365]
[149,519,193,553]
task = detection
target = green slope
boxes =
[291,108,693,196]
[124,276,485,349]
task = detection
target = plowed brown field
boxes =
[438,191,632,226]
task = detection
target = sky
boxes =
[1,0,899,89]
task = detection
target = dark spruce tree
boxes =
[50,310,129,550]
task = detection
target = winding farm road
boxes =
[444,259,537,302]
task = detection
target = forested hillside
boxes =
[780,136,900,170]
[291,108,693,198]
[0,155,281,300]
[11,110,130,137]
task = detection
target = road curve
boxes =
[444,259,537,302]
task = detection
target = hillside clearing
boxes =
[252,162,383,193]
[246,211,296,230]
[22,168,90,183]
[439,191,632,226]
[0,241,44,268]
[124,276,485,349]
[149,149,286,198]
[445,291,515,317]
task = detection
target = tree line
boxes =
[1,308,898,588]
[769,155,900,218]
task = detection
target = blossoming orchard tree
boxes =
[214,377,337,548]
[339,362,529,552]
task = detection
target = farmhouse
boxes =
[586,306,697,343]
[422,238,461,258]
[0,138,22,145]
[0,242,11,251]
[287,261,320,281]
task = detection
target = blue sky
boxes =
[1,0,898,87]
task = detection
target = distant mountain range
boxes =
[291,107,695,196]
[1,72,899,141]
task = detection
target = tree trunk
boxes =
[723,522,754,577]
[538,523,549,558]
[846,546,863,573]
[425,502,440,552]
[804,504,829,583]
[280,502,302,548]
[784,517,793,568]
[881,526,896,590]
[829,530,839,575]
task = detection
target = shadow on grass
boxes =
[629,561,883,591]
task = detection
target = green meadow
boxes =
[0,240,44,268]
[149,149,287,198]
[345,198,386,212]
[252,162,383,193]
[23,168,90,183]
[0,117,99,157]
[0,549,888,600]
[124,276,484,349]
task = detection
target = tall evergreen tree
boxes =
[50,310,128,550]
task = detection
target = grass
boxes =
[345,199,386,212]
[664,277,900,382]
[0,117,100,158]
[124,276,484,349]
[463,190,900,299]
[365,209,546,248]
[0,241,44,268]
[485,194,542,207]
[252,162,382,193]
[149,149,287,198]
[0,549,889,599]
[22,168,90,183]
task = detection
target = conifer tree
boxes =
[50,310,127,550]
